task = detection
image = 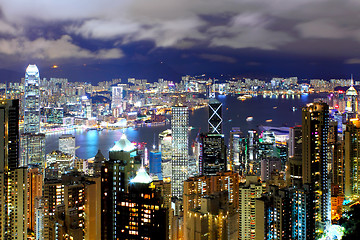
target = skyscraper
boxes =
[208,98,223,134]
[171,105,189,199]
[101,134,141,239]
[302,102,330,234]
[344,119,360,198]
[159,129,172,179]
[59,134,76,158]
[24,64,40,133]
[111,86,123,110]
[200,133,226,175]
[22,65,45,168]
[0,99,28,239]
[20,133,46,167]
[116,167,168,239]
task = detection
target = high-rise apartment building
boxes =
[208,98,222,134]
[239,176,264,240]
[0,99,28,240]
[255,183,315,240]
[116,167,168,239]
[24,64,41,133]
[344,119,360,198]
[302,102,330,234]
[27,167,43,233]
[183,171,239,240]
[171,106,189,199]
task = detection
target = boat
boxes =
[238,96,246,101]
[266,119,273,122]
[246,117,253,122]
[292,107,297,112]
[273,106,278,109]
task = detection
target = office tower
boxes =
[159,129,172,179]
[344,119,360,198]
[200,133,226,175]
[255,185,292,240]
[101,134,141,240]
[149,150,162,179]
[229,127,242,170]
[81,96,92,119]
[208,98,222,134]
[261,157,281,181]
[59,134,76,158]
[302,102,330,234]
[111,86,123,109]
[20,132,46,167]
[171,105,189,199]
[46,150,73,177]
[115,167,168,239]
[22,65,45,169]
[27,167,43,233]
[345,83,358,113]
[239,176,264,240]
[24,64,40,133]
[183,171,239,240]
[247,130,257,162]
[287,126,303,185]
[289,125,302,158]
[86,149,105,177]
[0,99,28,240]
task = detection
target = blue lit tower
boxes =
[24,64,40,133]
[171,105,189,199]
[302,102,330,235]
[208,98,223,134]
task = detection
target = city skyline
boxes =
[1,1,360,82]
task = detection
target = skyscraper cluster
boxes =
[2,65,360,239]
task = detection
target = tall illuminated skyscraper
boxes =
[24,64,40,133]
[21,65,45,168]
[344,119,360,198]
[208,98,222,134]
[0,99,28,240]
[302,102,330,235]
[59,134,76,158]
[171,105,189,199]
[111,86,123,109]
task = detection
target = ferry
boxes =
[237,96,246,101]
[266,119,273,122]
[246,116,253,122]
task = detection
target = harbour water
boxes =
[45,93,328,159]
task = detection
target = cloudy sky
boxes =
[1,0,360,82]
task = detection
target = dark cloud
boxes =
[0,0,360,81]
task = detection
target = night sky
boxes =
[1,0,360,83]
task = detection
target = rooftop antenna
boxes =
[351,74,354,86]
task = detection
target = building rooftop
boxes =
[130,167,153,184]
[110,133,135,152]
